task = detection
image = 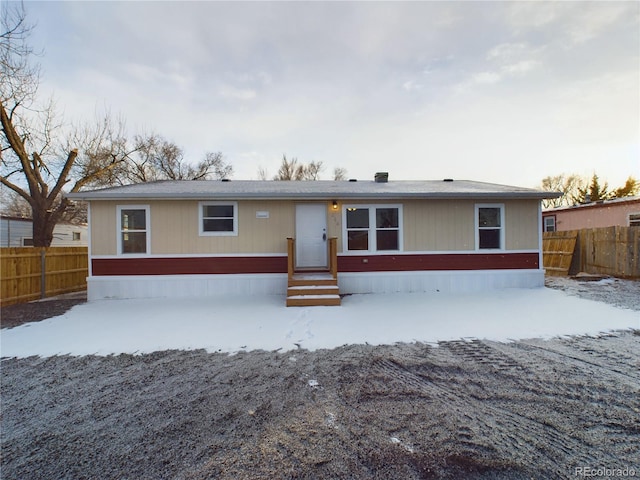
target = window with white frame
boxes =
[543,216,556,232]
[344,205,401,252]
[117,205,150,254]
[199,201,238,236]
[476,204,504,250]
[629,213,640,227]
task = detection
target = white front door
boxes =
[295,203,328,268]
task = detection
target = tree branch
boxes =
[0,174,33,206]
[48,148,77,200]
[1,100,28,164]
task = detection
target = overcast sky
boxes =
[24,1,639,188]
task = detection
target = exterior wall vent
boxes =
[374,172,389,183]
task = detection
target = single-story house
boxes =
[0,216,88,247]
[68,175,560,305]
[542,196,640,232]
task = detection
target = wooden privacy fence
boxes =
[542,232,578,276]
[543,226,640,278]
[1,247,88,307]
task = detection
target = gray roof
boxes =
[67,179,561,201]
[543,195,640,213]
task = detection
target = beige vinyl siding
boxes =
[504,200,539,250]
[89,198,540,256]
[332,199,474,252]
[334,199,539,252]
[90,201,120,254]
[156,200,295,254]
[90,200,297,255]
[403,200,475,251]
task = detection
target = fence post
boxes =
[40,248,46,299]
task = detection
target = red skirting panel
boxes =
[337,253,539,272]
[92,252,539,276]
[92,256,289,276]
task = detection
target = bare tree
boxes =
[0,1,39,108]
[540,174,583,209]
[333,167,347,181]
[302,161,323,180]
[202,151,233,180]
[101,134,232,185]
[1,5,137,245]
[0,185,30,217]
[256,165,269,180]
[274,154,303,180]
[272,154,330,181]
[2,101,138,245]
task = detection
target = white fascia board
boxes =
[68,191,555,201]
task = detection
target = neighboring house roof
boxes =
[0,215,87,227]
[67,179,560,201]
[543,196,640,214]
[0,215,32,222]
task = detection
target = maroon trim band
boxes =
[337,253,539,272]
[92,256,288,276]
[92,252,539,276]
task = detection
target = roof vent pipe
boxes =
[374,172,389,183]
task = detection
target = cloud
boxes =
[487,43,529,62]
[459,42,543,89]
[402,80,423,92]
[487,43,542,74]
[472,72,502,85]
[565,3,632,44]
[24,1,639,189]
[505,2,570,31]
[501,60,539,75]
[123,63,192,91]
[218,85,257,101]
[505,2,637,47]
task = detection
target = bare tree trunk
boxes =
[31,207,55,246]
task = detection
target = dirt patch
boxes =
[2,332,639,479]
[545,276,640,311]
[1,292,87,329]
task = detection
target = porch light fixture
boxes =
[332,200,338,210]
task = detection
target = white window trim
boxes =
[475,203,505,251]
[199,201,238,237]
[543,215,556,232]
[116,205,151,256]
[342,204,403,254]
[629,212,640,227]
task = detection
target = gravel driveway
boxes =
[2,279,639,479]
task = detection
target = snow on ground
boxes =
[1,287,638,358]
